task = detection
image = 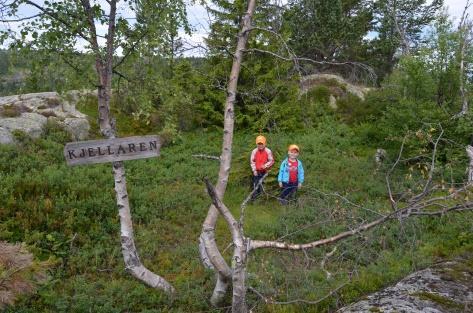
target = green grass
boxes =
[1,117,472,312]
[413,292,464,311]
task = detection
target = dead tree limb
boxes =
[240,172,268,228]
[205,178,473,312]
[456,0,472,117]
[466,146,473,183]
[248,281,349,305]
[192,154,221,161]
[386,136,407,210]
[205,178,249,313]
[248,200,472,251]
[409,124,444,204]
[321,246,337,279]
[199,0,257,306]
[243,48,377,84]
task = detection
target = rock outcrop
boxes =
[300,73,372,100]
[338,258,473,313]
[0,91,92,144]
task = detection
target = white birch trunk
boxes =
[204,180,249,313]
[459,39,468,115]
[231,238,248,313]
[114,161,175,292]
[200,0,257,306]
[81,0,174,293]
[391,0,410,56]
[457,1,471,116]
[466,146,473,183]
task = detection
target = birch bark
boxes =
[466,146,473,183]
[199,0,257,306]
[82,0,174,293]
[457,1,471,116]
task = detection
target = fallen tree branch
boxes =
[248,200,473,251]
[248,281,349,305]
[240,172,268,228]
[192,154,221,161]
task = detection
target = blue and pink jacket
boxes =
[277,158,304,184]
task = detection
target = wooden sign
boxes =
[64,135,160,166]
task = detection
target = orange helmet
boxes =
[256,135,266,145]
[288,144,300,152]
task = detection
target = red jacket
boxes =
[250,147,274,174]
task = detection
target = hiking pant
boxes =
[279,182,298,204]
[251,172,266,200]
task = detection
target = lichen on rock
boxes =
[338,258,473,313]
[0,91,92,144]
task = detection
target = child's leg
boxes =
[279,182,294,204]
[252,173,264,199]
[286,182,298,201]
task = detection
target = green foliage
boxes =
[368,0,443,80]
[0,50,10,75]
[285,0,373,65]
[1,117,472,312]
[336,94,366,124]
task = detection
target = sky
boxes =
[181,0,472,56]
[0,0,471,56]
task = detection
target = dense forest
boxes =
[0,0,473,312]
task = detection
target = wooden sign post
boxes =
[62,134,174,293]
[64,135,160,166]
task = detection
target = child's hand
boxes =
[298,183,302,189]
[253,171,258,176]
[279,182,283,188]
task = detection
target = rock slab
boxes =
[338,259,473,313]
[0,91,92,143]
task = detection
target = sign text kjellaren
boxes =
[64,135,160,166]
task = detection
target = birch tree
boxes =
[456,0,473,116]
[0,0,187,293]
[198,0,257,305]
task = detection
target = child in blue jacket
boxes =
[278,144,304,204]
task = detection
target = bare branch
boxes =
[249,281,348,305]
[79,0,102,62]
[204,178,242,243]
[192,154,221,161]
[243,48,377,83]
[239,172,268,228]
[200,0,257,306]
[409,125,444,203]
[386,136,407,210]
[0,12,42,22]
[321,246,337,279]
[249,200,473,251]
[204,178,250,312]
[454,0,472,117]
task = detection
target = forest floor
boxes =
[1,107,472,312]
